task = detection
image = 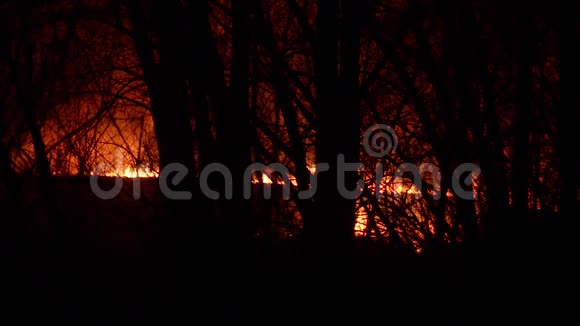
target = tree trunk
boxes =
[220,0,254,257]
[127,0,202,268]
[510,11,534,250]
[307,0,360,274]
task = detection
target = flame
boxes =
[262,174,273,184]
[251,173,298,186]
[93,166,158,178]
[354,206,368,237]
[121,166,158,178]
[308,166,317,174]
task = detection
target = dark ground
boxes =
[0,177,564,323]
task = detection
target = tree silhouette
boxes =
[0,0,566,323]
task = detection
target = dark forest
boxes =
[0,0,572,323]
